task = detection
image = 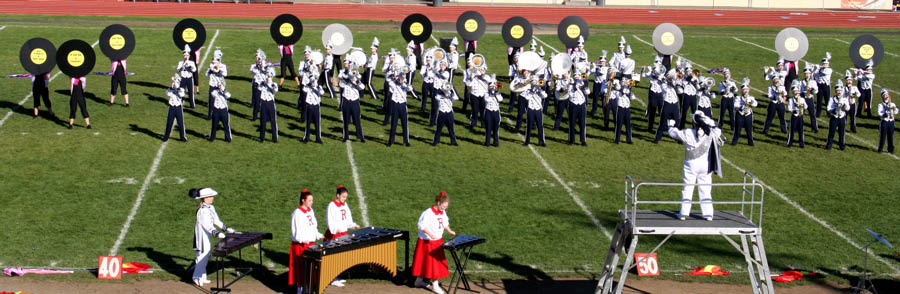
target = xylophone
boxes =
[300,227,410,294]
[442,235,487,294]
[210,232,272,294]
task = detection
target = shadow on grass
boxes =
[127,246,194,284]
[129,81,168,90]
[469,253,552,282]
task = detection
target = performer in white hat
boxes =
[208,77,232,143]
[432,73,459,146]
[364,37,380,100]
[483,75,503,147]
[878,89,897,153]
[856,60,876,118]
[667,111,723,221]
[258,68,280,143]
[448,37,460,83]
[339,59,365,142]
[716,68,737,130]
[177,45,198,108]
[387,60,412,147]
[191,187,236,287]
[381,49,400,125]
[731,78,758,146]
[826,85,850,150]
[609,36,627,71]
[844,71,861,133]
[653,69,681,144]
[567,71,589,146]
[303,59,325,144]
[205,49,227,118]
[250,49,268,121]
[762,77,787,135]
[406,41,419,100]
[798,65,819,133]
[163,75,187,142]
[643,55,664,132]
[513,69,547,146]
[813,52,832,118]
[787,84,808,147]
[592,51,610,121]
[613,79,635,144]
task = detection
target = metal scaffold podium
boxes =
[596,172,775,294]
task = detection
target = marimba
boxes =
[300,227,410,294]
[210,232,272,294]
[442,235,486,294]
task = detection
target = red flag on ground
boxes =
[772,270,818,283]
[122,262,152,274]
[682,265,730,276]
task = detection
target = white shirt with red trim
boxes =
[326,200,358,235]
[417,206,449,241]
[291,206,323,243]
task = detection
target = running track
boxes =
[2,0,900,28]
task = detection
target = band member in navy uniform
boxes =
[762,78,787,134]
[613,79,635,144]
[717,68,737,130]
[339,59,365,142]
[205,49,227,118]
[387,66,411,147]
[365,38,380,100]
[448,37,460,83]
[420,54,435,114]
[208,78,232,143]
[678,63,698,128]
[878,89,897,153]
[31,72,52,117]
[321,42,336,98]
[667,111,723,221]
[591,52,610,118]
[432,77,459,146]
[258,68,279,143]
[484,76,503,147]
[413,191,456,294]
[731,78,758,146]
[844,72,861,133]
[429,61,450,126]
[163,75,187,142]
[250,49,268,121]
[177,45,197,108]
[552,72,572,131]
[278,42,300,87]
[654,69,681,143]
[826,85,850,150]
[514,69,547,146]
[406,41,419,100]
[191,187,236,287]
[108,57,129,107]
[567,72,589,146]
[697,77,715,118]
[642,56,664,132]
[381,49,400,125]
[303,64,324,144]
[787,85,808,147]
[856,60,875,118]
[67,75,90,129]
[798,66,819,133]
[465,57,489,128]
[290,189,324,293]
[814,53,832,118]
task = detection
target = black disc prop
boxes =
[557,15,588,48]
[56,39,96,78]
[99,24,135,60]
[456,11,486,41]
[849,35,883,68]
[173,18,206,52]
[774,27,808,62]
[652,23,683,55]
[502,16,533,48]
[19,38,57,75]
[401,13,432,44]
[270,14,303,45]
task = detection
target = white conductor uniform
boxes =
[667,112,723,220]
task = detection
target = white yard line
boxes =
[0,25,6,31]
[0,40,99,129]
[109,30,220,256]
[632,34,900,274]
[345,142,370,227]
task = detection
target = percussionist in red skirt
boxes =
[290,189,323,294]
[413,191,456,294]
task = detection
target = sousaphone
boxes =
[348,48,367,69]
[550,53,572,76]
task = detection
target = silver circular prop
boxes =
[775,27,808,62]
[652,23,683,55]
[322,23,354,55]
[516,51,542,72]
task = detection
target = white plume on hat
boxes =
[183,44,191,55]
[865,59,874,70]
[599,49,608,62]
[371,37,380,49]
[406,40,415,51]
[741,77,751,89]
[388,48,399,56]
[304,45,312,54]
[822,51,831,63]
[881,88,890,96]
[538,46,545,58]
[722,67,731,75]
[776,57,784,65]
[618,36,626,47]
[530,39,537,50]
[450,37,458,48]
[845,69,853,80]
[325,41,334,50]
[577,35,585,47]
[256,48,266,61]
[213,48,223,61]
[625,45,632,55]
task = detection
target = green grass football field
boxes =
[0,15,898,289]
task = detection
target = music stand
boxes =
[854,229,893,294]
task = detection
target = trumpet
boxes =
[676,71,684,80]
[495,82,503,89]
[627,79,635,87]
[692,69,700,78]
[538,78,546,87]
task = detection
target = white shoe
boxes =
[431,281,445,294]
[330,280,346,287]
[201,278,212,285]
[415,278,429,288]
[705,216,714,221]
[679,216,687,221]
[193,279,204,287]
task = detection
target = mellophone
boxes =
[210,232,273,294]
[300,227,410,294]
[442,235,487,294]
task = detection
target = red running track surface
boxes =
[1,0,899,28]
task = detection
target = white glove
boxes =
[217,232,226,239]
[703,117,716,127]
[226,227,235,234]
[667,120,676,127]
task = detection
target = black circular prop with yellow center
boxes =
[99,24,135,60]
[173,18,206,52]
[557,15,588,48]
[19,37,57,75]
[502,16,532,48]
[56,39,96,78]
[270,14,303,45]
[401,13,432,44]
[849,34,883,68]
[456,11,485,41]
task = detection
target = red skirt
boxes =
[288,242,313,286]
[324,231,347,240]
[412,238,449,280]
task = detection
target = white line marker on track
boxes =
[345,142,370,227]
[632,35,900,274]
[109,30,220,256]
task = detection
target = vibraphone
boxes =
[442,235,486,294]
[210,232,272,293]
[300,227,410,294]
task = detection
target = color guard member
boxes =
[108,56,129,107]
[278,42,300,87]
[31,72,52,117]
[67,75,90,129]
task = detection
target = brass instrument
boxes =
[496,82,503,89]
[580,72,588,79]
[538,78,546,87]
[794,96,805,116]
[627,79,635,87]
[692,69,700,78]
[888,104,897,120]
[676,71,684,80]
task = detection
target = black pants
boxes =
[461,85,470,112]
[429,94,439,126]
[654,102,679,143]
[524,108,545,145]
[879,120,895,153]
[553,99,568,130]
[281,55,296,79]
[731,114,755,146]
[484,110,500,146]
[805,98,818,132]
[259,100,278,142]
[858,88,873,117]
[163,105,185,141]
[251,82,261,120]
[515,95,527,130]
[816,83,829,117]
[826,117,846,150]
[507,91,518,113]
[718,98,734,130]
[207,87,215,118]
[298,91,307,122]
[590,81,603,116]
[304,104,321,142]
[433,111,457,145]
[470,95,484,127]
[322,69,335,98]
[849,104,858,132]
[69,86,89,119]
[568,103,586,144]
[763,102,786,133]
[364,68,378,100]
[647,91,662,132]
[33,84,51,109]
[679,94,697,128]
[615,107,632,144]
[342,99,364,141]
[788,115,804,147]
[389,102,409,145]
[382,90,393,126]
[111,72,127,95]
[420,82,433,112]
[210,107,232,142]
[604,98,618,129]
[181,77,195,108]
